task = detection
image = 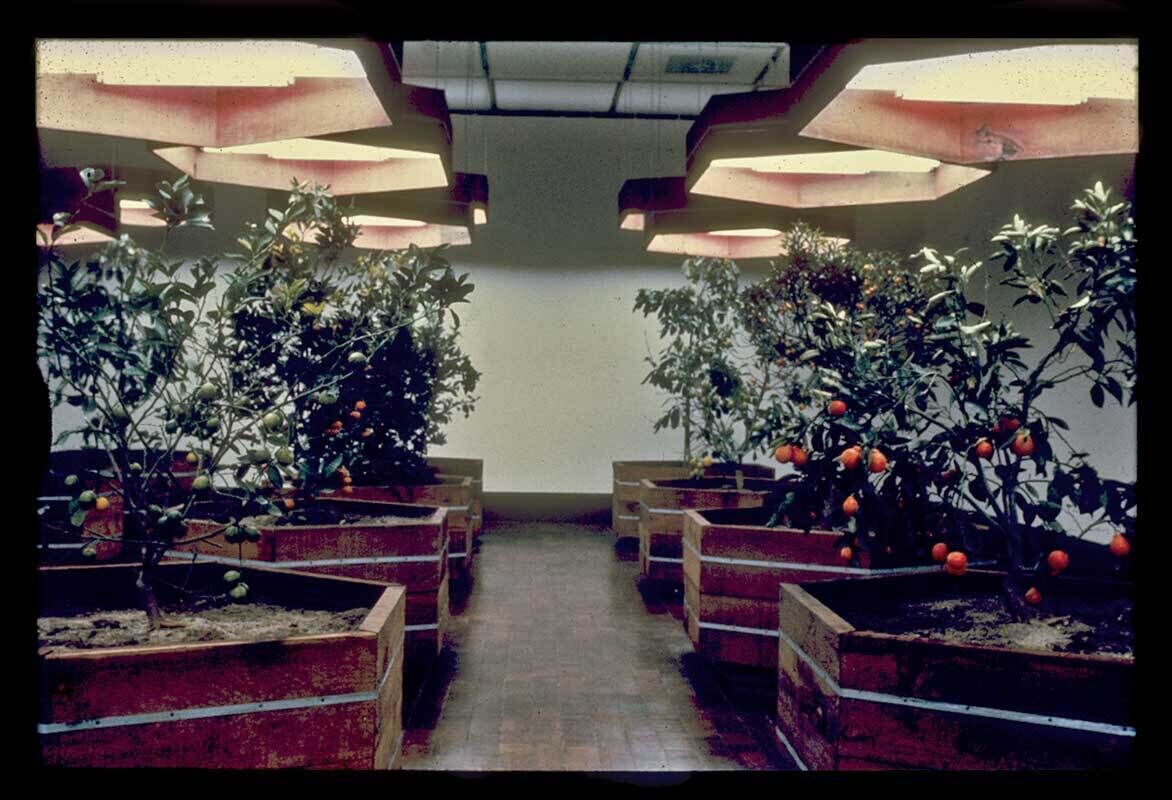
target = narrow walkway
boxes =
[401,521,796,771]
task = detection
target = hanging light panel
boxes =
[35,39,404,149]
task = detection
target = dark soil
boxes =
[39,597,369,650]
[839,588,1133,657]
[272,504,433,527]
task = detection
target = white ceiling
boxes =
[402,41,790,117]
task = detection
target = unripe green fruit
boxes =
[275,447,294,466]
[262,412,282,430]
[64,474,79,488]
[147,504,164,517]
[192,475,211,491]
[223,525,242,543]
[78,490,97,507]
[268,433,288,447]
[347,351,367,365]
[249,448,272,465]
[166,509,183,521]
[204,418,221,433]
[164,420,179,433]
[110,404,130,421]
[245,526,262,542]
[223,570,242,583]
[129,462,143,473]
[81,543,98,560]
[196,383,219,401]
[229,583,249,601]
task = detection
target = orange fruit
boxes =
[342,476,353,485]
[1109,533,1130,557]
[1024,587,1043,606]
[1047,550,1069,574]
[839,446,862,470]
[341,485,354,496]
[94,496,111,512]
[350,410,362,420]
[774,444,793,464]
[931,542,948,562]
[827,399,847,417]
[790,447,809,467]
[354,400,367,411]
[283,498,296,511]
[1010,432,1035,457]
[975,439,994,460]
[839,546,853,561]
[868,449,888,473]
[1002,416,1021,433]
[945,551,968,576]
[842,495,859,516]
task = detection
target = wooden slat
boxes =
[41,702,379,769]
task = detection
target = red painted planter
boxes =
[426,456,484,538]
[38,562,406,768]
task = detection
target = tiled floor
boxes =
[400,521,796,771]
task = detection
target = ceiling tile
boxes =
[630,42,787,84]
[494,80,617,112]
[485,42,633,81]
[403,41,482,78]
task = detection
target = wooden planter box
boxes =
[683,506,942,669]
[321,476,476,588]
[178,497,448,696]
[38,562,406,768]
[427,456,483,538]
[774,571,1135,770]
[638,476,785,589]
[38,451,196,563]
[612,460,775,539]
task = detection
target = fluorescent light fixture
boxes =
[36,39,400,149]
[713,150,942,175]
[202,139,441,163]
[798,41,1138,163]
[347,215,428,228]
[35,40,367,87]
[846,45,1137,106]
[708,228,782,238]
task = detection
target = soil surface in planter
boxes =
[270,504,435,527]
[39,599,369,650]
[836,587,1132,656]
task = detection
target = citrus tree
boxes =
[742,225,949,565]
[229,225,476,500]
[635,257,770,470]
[908,182,1136,613]
[37,171,389,626]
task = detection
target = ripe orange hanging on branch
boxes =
[842,495,859,517]
[975,438,994,460]
[774,444,793,464]
[945,551,968,576]
[790,447,809,467]
[827,399,847,417]
[931,542,949,562]
[839,446,862,470]
[1010,432,1035,457]
[1047,550,1069,574]
[1024,587,1043,606]
[867,449,888,473]
[1109,533,1130,557]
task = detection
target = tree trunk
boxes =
[682,397,692,461]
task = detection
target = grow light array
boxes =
[35,39,398,149]
[844,44,1137,106]
[202,139,441,163]
[35,40,368,87]
[711,150,942,175]
[798,42,1139,163]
